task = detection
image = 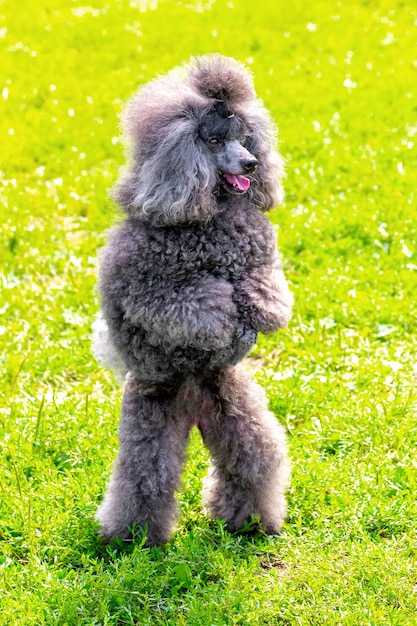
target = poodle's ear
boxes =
[112,109,218,226]
[244,106,286,211]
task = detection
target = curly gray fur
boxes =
[94,54,292,546]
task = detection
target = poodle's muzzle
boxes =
[215,139,258,195]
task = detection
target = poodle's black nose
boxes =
[241,158,258,173]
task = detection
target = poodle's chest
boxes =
[147,214,274,280]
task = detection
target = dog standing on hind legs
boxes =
[93,54,293,547]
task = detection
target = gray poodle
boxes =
[93,54,293,547]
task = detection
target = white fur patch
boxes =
[92,314,127,380]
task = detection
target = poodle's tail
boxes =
[92,315,127,381]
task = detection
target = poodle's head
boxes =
[113,55,285,226]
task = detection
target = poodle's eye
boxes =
[208,137,223,146]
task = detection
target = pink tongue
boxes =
[224,173,250,191]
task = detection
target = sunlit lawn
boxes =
[1,1,416,624]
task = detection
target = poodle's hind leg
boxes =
[200,366,290,535]
[96,375,190,547]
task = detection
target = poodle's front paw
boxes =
[236,323,258,347]
[238,268,293,333]
[222,323,258,365]
[191,279,238,349]
[197,309,236,349]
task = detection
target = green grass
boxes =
[1,0,417,623]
